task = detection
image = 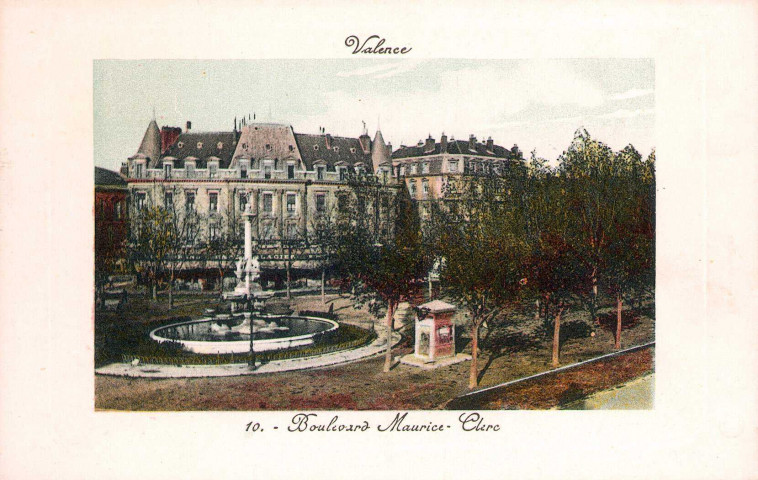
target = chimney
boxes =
[359,133,371,154]
[440,133,448,152]
[325,133,332,150]
[186,121,192,131]
[387,143,392,155]
[424,135,435,153]
[469,134,476,150]
[486,136,493,152]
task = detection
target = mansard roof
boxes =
[95,167,127,187]
[295,133,372,170]
[392,139,512,160]
[159,131,238,168]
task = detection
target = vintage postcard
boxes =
[2,2,757,480]
[94,58,656,413]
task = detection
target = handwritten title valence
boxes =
[345,35,412,55]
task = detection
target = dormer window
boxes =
[208,162,218,178]
[217,142,223,150]
[334,146,340,153]
[239,160,249,179]
[242,143,248,149]
[313,145,319,151]
[317,165,325,180]
[134,162,144,178]
[177,142,184,149]
[339,167,347,181]
[164,163,172,178]
[289,145,294,152]
[265,144,272,151]
[197,142,203,149]
[186,161,195,178]
[350,147,356,154]
[287,163,295,179]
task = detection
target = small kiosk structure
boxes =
[400,300,471,369]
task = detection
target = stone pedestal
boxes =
[400,300,470,369]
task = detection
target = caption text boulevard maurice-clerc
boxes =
[245,412,500,433]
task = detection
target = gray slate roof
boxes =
[160,132,238,168]
[95,167,127,187]
[295,134,372,171]
[392,139,512,159]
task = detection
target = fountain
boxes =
[149,200,340,355]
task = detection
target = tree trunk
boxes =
[428,276,433,301]
[615,291,622,349]
[590,266,598,323]
[151,279,157,301]
[383,301,396,373]
[168,269,174,310]
[286,255,291,300]
[469,320,480,389]
[219,270,225,299]
[321,268,326,306]
[552,306,564,367]
[534,299,540,320]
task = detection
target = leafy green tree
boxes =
[333,178,428,372]
[436,174,530,388]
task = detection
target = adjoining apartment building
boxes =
[392,133,527,219]
[123,117,395,288]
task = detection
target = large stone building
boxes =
[392,133,526,218]
[123,118,394,285]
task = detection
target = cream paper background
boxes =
[1,1,757,479]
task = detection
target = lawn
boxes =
[95,291,655,410]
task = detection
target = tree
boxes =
[558,129,628,323]
[435,174,530,388]
[602,146,655,348]
[309,204,340,305]
[333,177,428,372]
[129,205,175,301]
[206,202,244,299]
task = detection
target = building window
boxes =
[264,165,272,179]
[399,166,406,176]
[337,195,348,213]
[217,142,223,150]
[209,224,219,240]
[317,166,325,180]
[289,145,294,152]
[115,201,123,220]
[135,192,146,210]
[186,163,195,178]
[350,147,356,154]
[274,159,279,170]
[164,191,173,209]
[333,146,339,153]
[422,163,429,174]
[240,163,248,179]
[197,142,203,149]
[287,164,295,179]
[286,223,298,239]
[208,192,219,213]
[286,194,296,215]
[239,192,248,212]
[422,180,429,198]
[339,167,346,181]
[382,170,388,184]
[209,163,218,178]
[410,164,417,175]
[135,163,144,178]
[315,193,326,213]
[262,193,273,214]
[265,144,271,151]
[185,191,195,212]
[164,164,172,178]
[261,222,276,240]
[409,181,416,198]
[177,142,184,149]
[448,160,458,173]
[313,145,319,151]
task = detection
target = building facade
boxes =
[95,167,128,273]
[123,118,395,282]
[392,133,526,219]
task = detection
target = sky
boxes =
[94,59,654,171]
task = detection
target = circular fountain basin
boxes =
[149,315,339,354]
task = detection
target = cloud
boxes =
[336,63,403,77]
[597,108,655,119]
[610,88,654,100]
